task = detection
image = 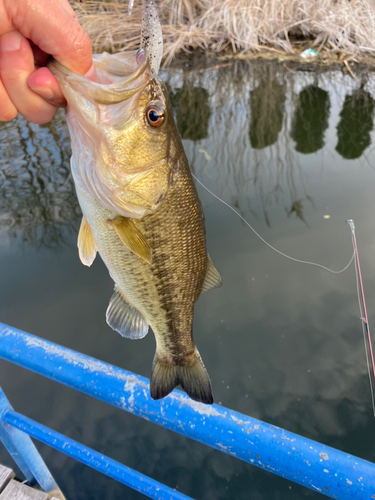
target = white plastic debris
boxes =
[300,49,319,60]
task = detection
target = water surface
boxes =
[1,59,375,499]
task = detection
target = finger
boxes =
[0,78,17,121]
[9,0,92,75]
[28,67,67,108]
[0,31,57,124]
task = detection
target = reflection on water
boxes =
[2,63,375,249]
[170,82,211,141]
[286,199,310,226]
[336,87,375,159]
[249,65,286,149]
[181,61,311,228]
[290,85,330,154]
[0,110,80,247]
[1,59,375,499]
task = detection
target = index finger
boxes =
[8,0,92,75]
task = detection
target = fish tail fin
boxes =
[150,349,213,404]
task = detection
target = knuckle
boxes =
[0,104,18,121]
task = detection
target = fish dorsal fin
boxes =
[107,217,152,265]
[78,216,97,267]
[106,286,149,339]
[201,255,222,293]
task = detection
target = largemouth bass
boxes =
[50,0,221,404]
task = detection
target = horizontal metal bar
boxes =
[0,323,375,499]
[1,408,191,500]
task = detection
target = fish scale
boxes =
[137,156,207,350]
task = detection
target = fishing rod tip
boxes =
[347,219,355,232]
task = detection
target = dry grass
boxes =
[70,0,375,65]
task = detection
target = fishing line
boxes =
[192,174,355,274]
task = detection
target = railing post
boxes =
[0,386,65,500]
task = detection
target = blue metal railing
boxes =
[0,322,374,500]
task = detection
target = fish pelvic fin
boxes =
[150,349,213,404]
[78,216,97,267]
[201,255,222,293]
[106,286,149,339]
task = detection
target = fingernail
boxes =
[1,31,22,52]
[29,86,55,100]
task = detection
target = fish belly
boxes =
[75,180,168,334]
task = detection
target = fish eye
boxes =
[146,103,165,127]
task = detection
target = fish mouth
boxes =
[49,49,150,106]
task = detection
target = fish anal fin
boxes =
[107,217,152,265]
[201,255,222,293]
[150,348,213,404]
[78,216,97,267]
[106,286,149,339]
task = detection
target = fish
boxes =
[49,0,222,404]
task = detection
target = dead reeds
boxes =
[70,0,375,65]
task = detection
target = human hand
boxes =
[0,0,92,124]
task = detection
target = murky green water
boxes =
[1,59,375,499]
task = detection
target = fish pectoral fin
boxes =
[201,255,222,293]
[106,286,149,339]
[77,216,97,267]
[107,217,152,265]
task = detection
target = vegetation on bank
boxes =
[71,0,375,66]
